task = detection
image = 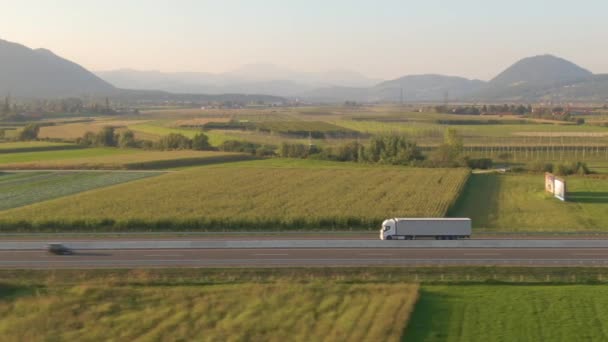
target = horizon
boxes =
[3,0,608,81]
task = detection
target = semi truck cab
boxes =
[380,219,397,240]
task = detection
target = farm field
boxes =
[38,119,153,141]
[449,173,608,231]
[0,160,470,230]
[0,141,80,153]
[0,171,158,210]
[0,149,248,170]
[404,285,608,342]
[0,282,419,342]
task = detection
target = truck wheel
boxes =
[386,236,393,240]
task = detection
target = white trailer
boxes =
[380,218,471,240]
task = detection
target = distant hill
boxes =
[0,39,115,98]
[472,55,595,101]
[373,74,486,102]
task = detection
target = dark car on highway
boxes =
[46,243,74,255]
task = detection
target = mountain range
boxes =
[96,55,608,103]
[95,64,381,97]
[1,38,607,103]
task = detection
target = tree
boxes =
[2,95,10,115]
[192,133,211,150]
[118,130,137,148]
[444,129,463,153]
[18,123,40,141]
[430,129,464,166]
[156,133,192,150]
[95,126,118,147]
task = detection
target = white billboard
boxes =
[554,177,566,201]
[544,173,566,201]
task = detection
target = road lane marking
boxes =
[144,254,184,257]
[359,253,394,256]
[463,253,502,256]
[251,253,289,256]
[571,253,608,256]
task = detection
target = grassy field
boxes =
[404,285,608,342]
[0,172,159,210]
[449,173,608,231]
[0,149,249,170]
[0,160,470,230]
[0,282,418,342]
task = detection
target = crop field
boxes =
[0,141,81,153]
[405,285,608,342]
[38,120,152,141]
[0,149,249,170]
[0,161,470,230]
[255,121,359,136]
[449,173,608,231]
[0,282,419,342]
[0,171,158,210]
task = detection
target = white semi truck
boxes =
[380,218,472,240]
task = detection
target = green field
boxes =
[0,281,418,341]
[0,160,470,230]
[0,171,158,210]
[405,285,608,342]
[449,173,608,231]
[0,149,249,170]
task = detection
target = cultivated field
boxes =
[450,173,608,231]
[0,171,158,210]
[0,141,80,153]
[38,120,153,141]
[0,149,249,170]
[0,160,470,230]
[405,285,608,342]
[0,281,419,342]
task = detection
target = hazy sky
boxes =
[2,0,607,80]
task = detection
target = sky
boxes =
[1,0,607,80]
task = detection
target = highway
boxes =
[3,239,608,268]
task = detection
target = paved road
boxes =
[5,239,608,250]
[4,247,608,268]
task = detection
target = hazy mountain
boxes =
[374,74,486,102]
[0,39,285,103]
[303,75,485,103]
[96,64,382,97]
[473,55,595,101]
[0,39,115,98]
